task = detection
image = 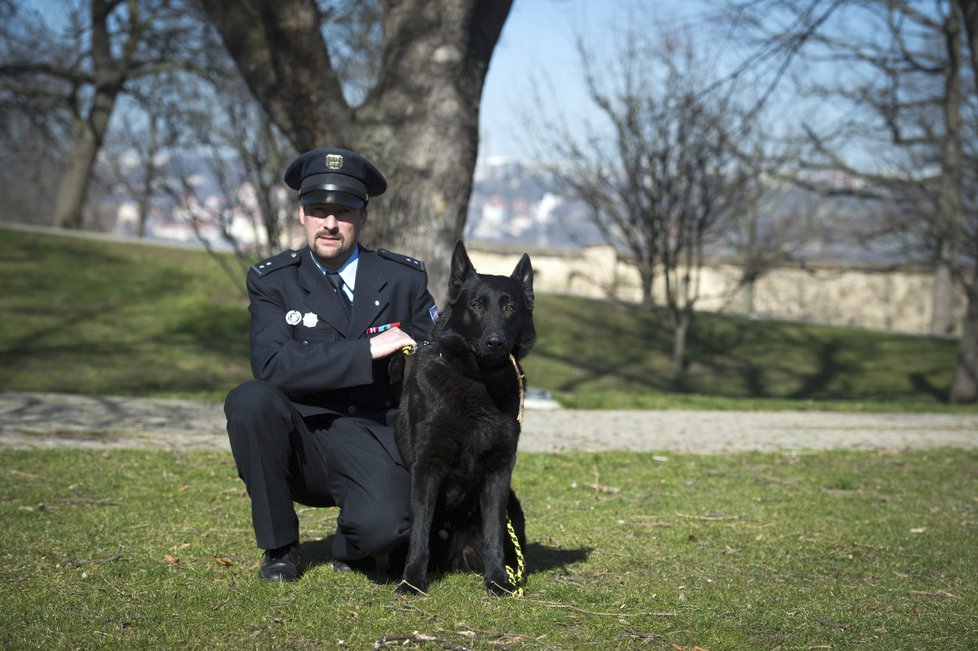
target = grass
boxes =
[0,226,970,411]
[2,228,975,648]
[0,228,251,402]
[1,447,976,649]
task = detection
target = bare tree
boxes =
[727,0,978,403]
[723,159,832,314]
[531,25,754,372]
[0,0,211,230]
[161,67,296,271]
[103,82,183,238]
[196,0,513,302]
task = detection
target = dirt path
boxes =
[2,390,975,454]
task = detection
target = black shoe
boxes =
[332,556,376,573]
[258,543,301,582]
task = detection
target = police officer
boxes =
[224,147,439,582]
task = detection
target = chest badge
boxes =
[302,312,319,328]
[285,310,302,326]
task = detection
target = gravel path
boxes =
[1,390,976,454]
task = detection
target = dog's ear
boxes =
[511,253,534,310]
[448,240,475,304]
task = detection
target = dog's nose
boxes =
[485,335,506,351]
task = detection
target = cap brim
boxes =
[299,191,365,209]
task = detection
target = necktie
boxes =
[325,272,352,314]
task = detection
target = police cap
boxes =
[284,147,387,209]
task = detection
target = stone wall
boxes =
[468,242,966,337]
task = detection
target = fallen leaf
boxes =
[163,555,180,565]
[910,528,927,534]
[213,556,233,567]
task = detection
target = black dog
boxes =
[394,241,534,596]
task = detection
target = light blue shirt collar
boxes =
[308,246,358,298]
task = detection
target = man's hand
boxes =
[369,327,416,360]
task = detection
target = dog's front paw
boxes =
[395,576,429,596]
[485,575,519,597]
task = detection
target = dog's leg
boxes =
[396,467,442,596]
[480,466,517,596]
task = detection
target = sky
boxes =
[476,0,729,164]
[22,0,780,166]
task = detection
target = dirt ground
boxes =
[2,390,975,454]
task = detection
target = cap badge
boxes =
[325,154,343,170]
[285,310,302,326]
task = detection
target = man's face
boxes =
[299,202,367,269]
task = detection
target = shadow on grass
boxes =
[523,541,592,575]
[296,537,591,587]
[909,370,951,403]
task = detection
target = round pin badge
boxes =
[285,310,301,326]
[302,312,319,328]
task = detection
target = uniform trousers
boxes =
[224,380,410,561]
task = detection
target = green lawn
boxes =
[0,227,969,411]
[2,447,975,649]
[2,228,975,648]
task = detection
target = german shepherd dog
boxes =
[395,241,534,596]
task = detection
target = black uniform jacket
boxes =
[246,245,437,423]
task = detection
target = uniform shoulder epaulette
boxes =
[377,248,426,272]
[250,249,302,277]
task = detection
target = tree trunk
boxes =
[930,7,964,336]
[53,123,100,229]
[52,84,120,229]
[743,278,756,314]
[672,310,690,375]
[639,270,654,309]
[956,0,978,83]
[52,0,133,229]
[950,266,978,403]
[930,256,957,336]
[197,0,512,304]
[948,0,978,403]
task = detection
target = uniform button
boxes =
[302,340,309,345]
[347,405,357,415]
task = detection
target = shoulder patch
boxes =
[250,249,302,277]
[377,248,426,272]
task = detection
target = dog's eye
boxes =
[469,301,483,311]
[503,303,516,313]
